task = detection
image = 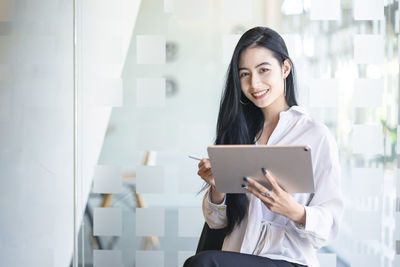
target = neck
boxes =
[261,96,290,126]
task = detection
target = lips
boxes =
[251,89,269,99]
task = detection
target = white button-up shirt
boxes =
[203,105,344,267]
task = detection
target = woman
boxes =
[184,27,343,267]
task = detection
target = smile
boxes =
[251,89,269,99]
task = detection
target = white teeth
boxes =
[252,90,268,97]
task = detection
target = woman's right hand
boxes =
[197,158,225,204]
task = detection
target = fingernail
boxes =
[261,168,267,175]
[243,177,249,182]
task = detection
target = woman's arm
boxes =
[289,162,343,249]
[292,132,344,248]
[202,187,228,229]
[197,158,228,229]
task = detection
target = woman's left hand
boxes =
[244,168,306,225]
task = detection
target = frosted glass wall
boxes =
[75,0,399,267]
[280,0,400,266]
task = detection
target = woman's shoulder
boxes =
[290,106,339,167]
[289,106,336,142]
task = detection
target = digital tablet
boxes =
[207,145,314,194]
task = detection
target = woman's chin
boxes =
[252,95,283,109]
[253,100,272,109]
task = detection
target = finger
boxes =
[198,160,205,168]
[244,184,273,204]
[198,170,209,180]
[260,191,272,198]
[203,164,213,173]
[243,176,268,194]
[205,171,213,179]
[261,168,280,192]
[198,167,210,177]
[197,166,208,176]
[203,161,211,169]
[199,169,212,179]
[206,169,212,176]
[199,159,211,169]
[198,167,213,180]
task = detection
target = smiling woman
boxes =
[216,27,299,148]
[238,46,293,145]
[187,27,344,267]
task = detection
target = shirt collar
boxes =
[279,105,308,118]
[254,106,307,145]
[289,105,308,114]
[280,105,308,117]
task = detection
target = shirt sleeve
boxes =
[289,133,344,249]
[202,187,228,229]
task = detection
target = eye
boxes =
[260,68,270,73]
[239,72,249,78]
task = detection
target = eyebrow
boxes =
[238,62,272,71]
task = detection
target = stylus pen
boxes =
[188,155,202,161]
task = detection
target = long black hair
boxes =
[215,27,298,235]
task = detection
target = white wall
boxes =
[0,0,141,266]
[0,1,74,266]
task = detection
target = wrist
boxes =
[210,186,225,204]
[291,203,306,226]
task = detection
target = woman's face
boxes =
[238,46,290,109]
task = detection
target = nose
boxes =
[250,73,262,89]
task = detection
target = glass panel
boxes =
[74,1,400,267]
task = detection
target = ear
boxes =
[282,59,291,79]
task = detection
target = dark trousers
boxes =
[184,251,307,267]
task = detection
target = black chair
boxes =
[196,222,229,253]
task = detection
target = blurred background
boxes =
[0,0,399,266]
